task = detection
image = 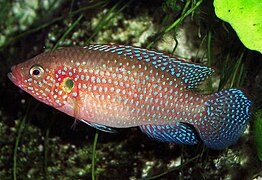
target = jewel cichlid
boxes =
[8,44,252,150]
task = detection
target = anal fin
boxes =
[140,122,198,145]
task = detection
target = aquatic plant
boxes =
[214,0,262,53]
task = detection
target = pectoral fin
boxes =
[80,119,117,133]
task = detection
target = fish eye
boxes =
[29,64,44,79]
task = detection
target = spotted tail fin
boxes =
[196,88,252,150]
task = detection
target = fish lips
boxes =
[8,65,23,86]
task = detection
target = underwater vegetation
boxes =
[214,0,262,53]
[0,0,262,179]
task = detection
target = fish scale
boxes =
[8,44,252,150]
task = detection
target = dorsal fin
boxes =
[86,44,215,89]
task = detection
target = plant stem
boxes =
[91,130,99,180]
[13,116,26,180]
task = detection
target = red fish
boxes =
[8,44,252,149]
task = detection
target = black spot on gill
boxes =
[65,78,74,90]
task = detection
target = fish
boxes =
[8,44,252,150]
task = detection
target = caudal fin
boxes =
[196,88,252,150]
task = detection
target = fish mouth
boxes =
[8,65,23,86]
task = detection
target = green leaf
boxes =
[214,0,262,53]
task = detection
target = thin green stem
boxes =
[139,154,201,180]
[13,116,26,180]
[1,1,108,49]
[195,34,207,60]
[207,31,212,66]
[13,100,37,180]
[218,54,231,90]
[146,0,203,48]
[236,63,245,86]
[180,146,184,180]
[43,115,55,180]
[43,128,49,180]
[207,31,213,91]
[52,14,84,50]
[86,0,134,44]
[230,52,244,88]
[91,130,99,180]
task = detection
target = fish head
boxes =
[8,50,74,108]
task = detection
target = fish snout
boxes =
[8,65,23,86]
